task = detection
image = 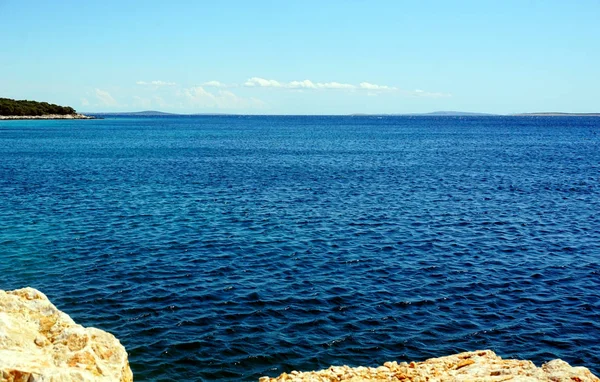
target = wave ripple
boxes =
[1,116,599,380]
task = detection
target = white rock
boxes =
[0,114,93,120]
[0,287,133,382]
[261,349,600,381]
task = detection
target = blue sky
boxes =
[0,0,598,114]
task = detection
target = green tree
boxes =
[0,98,77,116]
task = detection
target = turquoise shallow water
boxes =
[1,115,599,380]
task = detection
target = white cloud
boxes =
[181,86,214,106]
[244,77,283,88]
[316,81,356,90]
[359,82,396,91]
[152,80,176,86]
[182,86,266,110]
[288,80,317,89]
[95,89,118,106]
[202,80,231,88]
[136,80,176,86]
[81,98,90,106]
[242,77,398,92]
[244,77,357,90]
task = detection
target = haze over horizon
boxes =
[1,1,598,115]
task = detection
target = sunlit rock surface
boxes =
[0,114,93,120]
[260,350,599,381]
[0,288,132,382]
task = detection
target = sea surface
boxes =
[1,115,599,380]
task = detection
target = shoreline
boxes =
[261,350,600,381]
[0,113,95,120]
[0,287,133,381]
[2,287,599,381]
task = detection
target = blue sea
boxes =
[1,115,599,380]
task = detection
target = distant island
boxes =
[512,112,600,117]
[411,111,497,116]
[0,98,92,120]
[8,105,596,119]
[87,110,600,117]
[351,111,600,117]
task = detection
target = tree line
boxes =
[0,98,76,116]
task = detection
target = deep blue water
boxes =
[1,115,599,380]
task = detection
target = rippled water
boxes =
[1,116,599,380]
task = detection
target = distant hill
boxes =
[512,112,600,117]
[352,111,600,117]
[413,111,498,116]
[350,111,498,117]
[86,110,600,117]
[0,97,76,116]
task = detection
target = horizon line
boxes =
[82,110,600,117]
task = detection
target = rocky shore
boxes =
[0,288,132,381]
[0,114,94,120]
[1,287,598,382]
[260,350,600,381]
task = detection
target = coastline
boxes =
[0,287,133,381]
[261,350,600,381]
[2,287,599,382]
[0,113,94,120]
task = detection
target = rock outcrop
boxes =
[0,114,94,120]
[0,288,132,382]
[260,350,599,381]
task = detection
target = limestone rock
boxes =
[0,114,94,120]
[0,287,133,382]
[261,349,599,381]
